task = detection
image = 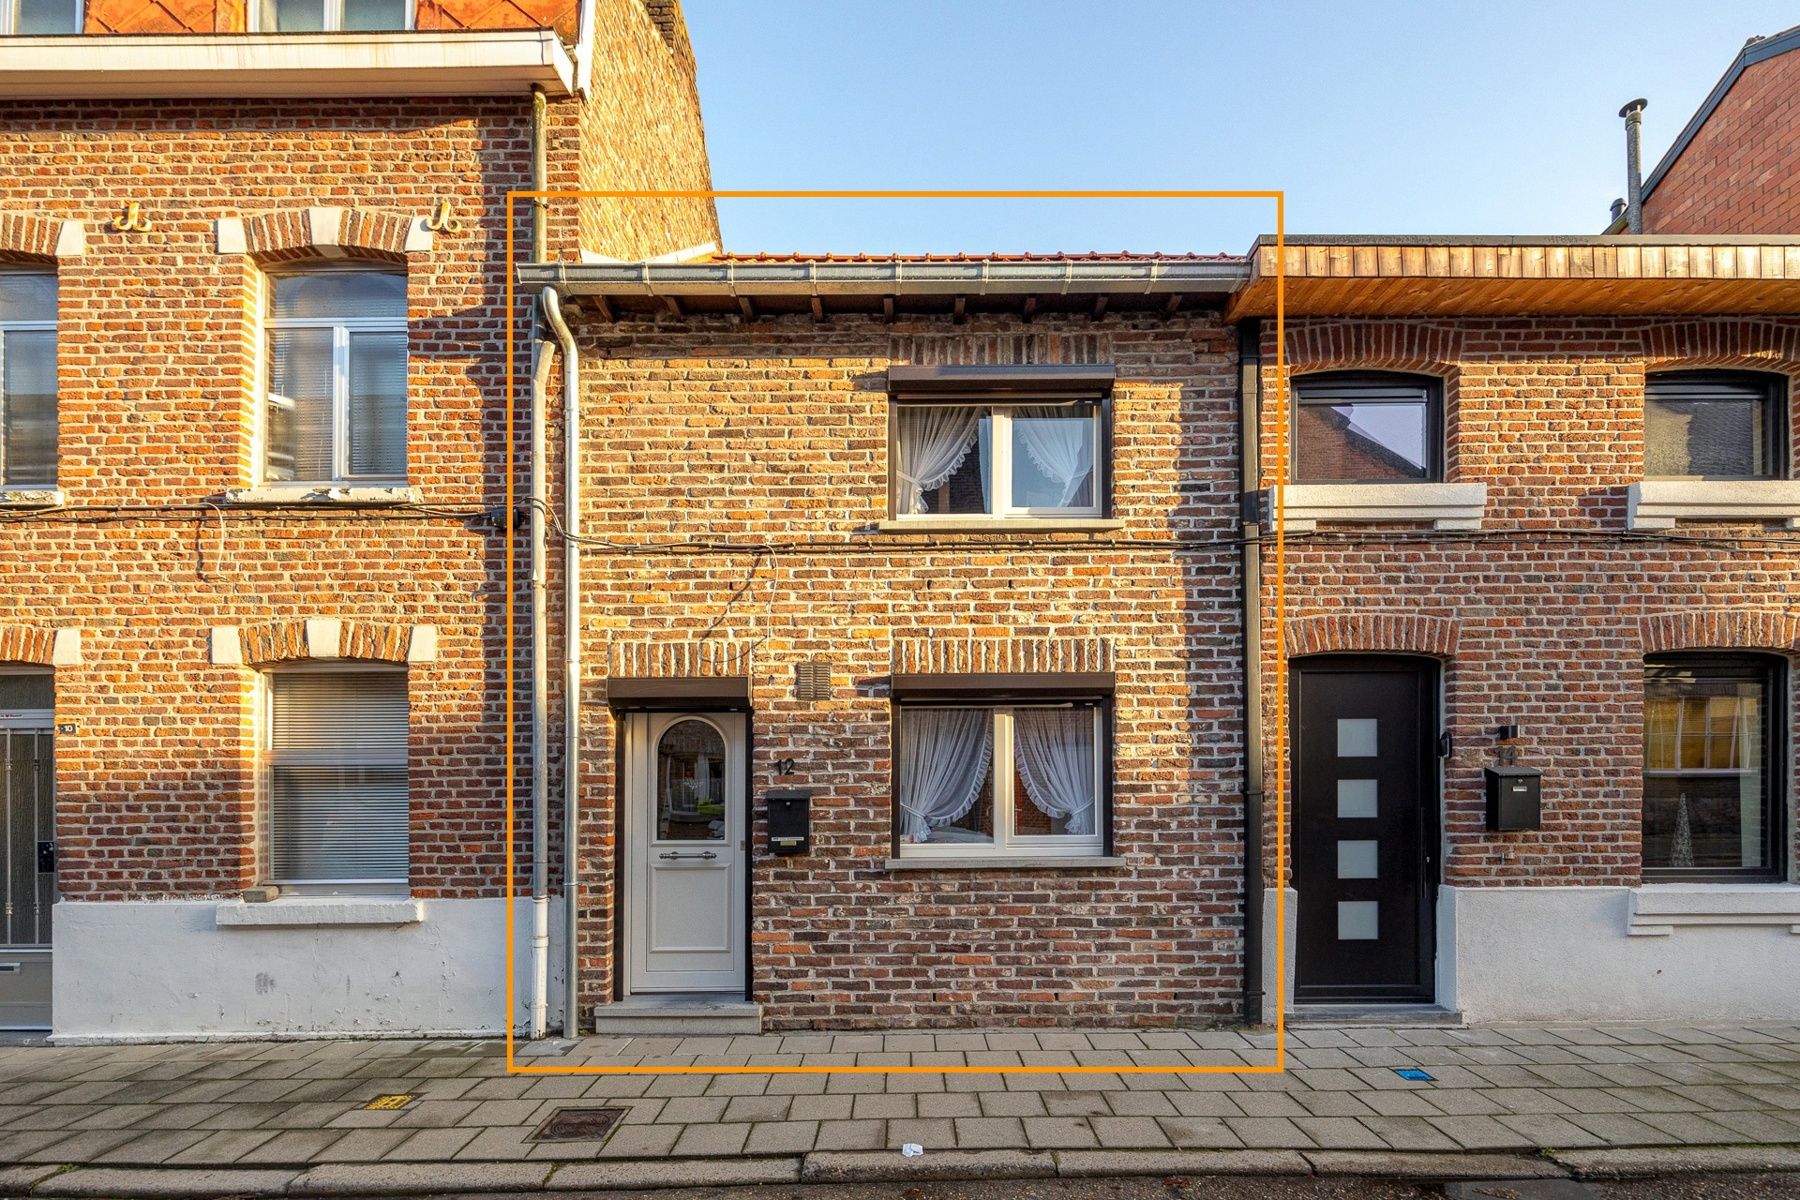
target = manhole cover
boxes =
[530,1106,627,1143]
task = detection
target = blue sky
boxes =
[682,1,1795,256]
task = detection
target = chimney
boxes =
[1610,198,1627,225]
[1619,98,1648,234]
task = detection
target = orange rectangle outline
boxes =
[501,189,1288,1075]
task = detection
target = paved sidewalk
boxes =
[1,1022,1799,1194]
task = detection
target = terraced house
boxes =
[0,0,716,1038]
[4,0,1799,1041]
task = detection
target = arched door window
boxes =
[657,719,727,842]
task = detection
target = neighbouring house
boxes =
[0,0,716,1039]
[1634,23,1800,234]
[1238,237,1800,1023]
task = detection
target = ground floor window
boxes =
[265,668,409,892]
[895,702,1105,858]
[1643,654,1783,882]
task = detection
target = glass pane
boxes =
[1011,707,1097,837]
[1645,396,1768,479]
[657,719,727,842]
[901,406,989,516]
[0,274,55,323]
[1337,900,1379,941]
[1012,406,1095,510]
[267,0,326,30]
[347,332,406,478]
[342,0,407,28]
[3,329,56,487]
[272,272,405,321]
[1336,718,1377,758]
[1337,839,1378,879]
[1643,665,1768,873]
[267,327,334,481]
[15,0,80,32]
[898,707,995,846]
[1336,779,1378,819]
[0,673,52,710]
[1296,401,1430,482]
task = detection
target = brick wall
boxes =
[565,313,1248,1029]
[1642,48,1800,234]
[0,0,715,908]
[1259,316,1800,886]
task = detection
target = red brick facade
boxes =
[1642,42,1800,234]
[1261,316,1800,889]
[569,316,1247,1028]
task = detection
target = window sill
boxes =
[884,856,1126,872]
[1626,883,1800,937]
[224,484,421,508]
[0,488,63,509]
[1626,480,1800,530]
[1275,483,1487,532]
[215,896,425,928]
[874,518,1124,535]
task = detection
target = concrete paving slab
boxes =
[1306,1150,1569,1179]
[1054,1148,1311,1177]
[1554,1144,1800,1178]
[291,1161,553,1194]
[550,1156,801,1189]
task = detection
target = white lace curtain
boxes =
[894,407,982,515]
[1015,708,1097,835]
[898,708,993,841]
[1014,406,1093,508]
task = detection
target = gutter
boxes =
[539,286,583,1039]
[514,258,1247,297]
[1236,319,1265,1025]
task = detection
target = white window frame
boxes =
[890,402,1105,521]
[0,0,83,34]
[249,0,414,31]
[262,267,407,487]
[260,662,410,897]
[0,271,56,491]
[895,703,1106,860]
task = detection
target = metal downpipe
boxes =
[1237,318,1266,1025]
[526,81,551,1042]
[540,285,581,1039]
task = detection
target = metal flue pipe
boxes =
[1620,98,1647,233]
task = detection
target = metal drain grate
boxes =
[529,1106,628,1143]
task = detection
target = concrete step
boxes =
[591,993,763,1036]
[1289,1004,1465,1027]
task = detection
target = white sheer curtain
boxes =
[1014,709,1096,835]
[1014,406,1093,508]
[898,708,993,841]
[895,406,981,514]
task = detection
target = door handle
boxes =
[658,851,719,861]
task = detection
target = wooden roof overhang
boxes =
[514,257,1248,321]
[1228,235,1800,320]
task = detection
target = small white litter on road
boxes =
[900,1143,925,1157]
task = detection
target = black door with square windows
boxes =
[1292,657,1438,1003]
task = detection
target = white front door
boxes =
[624,712,746,993]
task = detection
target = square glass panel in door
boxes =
[1336,719,1377,757]
[1337,779,1378,818]
[657,718,727,841]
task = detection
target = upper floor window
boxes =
[257,0,408,30]
[264,269,407,485]
[0,273,56,490]
[266,668,409,892]
[895,701,1106,859]
[1644,654,1783,883]
[1644,371,1785,481]
[1293,372,1441,484]
[885,366,1115,523]
[0,0,81,33]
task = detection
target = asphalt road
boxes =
[419,1173,1800,1200]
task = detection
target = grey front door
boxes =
[1,721,54,1029]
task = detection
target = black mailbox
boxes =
[767,788,812,855]
[1484,766,1542,831]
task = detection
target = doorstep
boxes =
[590,992,763,1036]
[1289,1003,1465,1026]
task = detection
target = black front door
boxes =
[1292,656,1437,1003]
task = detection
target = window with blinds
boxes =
[0,273,57,489]
[264,270,407,485]
[266,670,409,888]
[1644,371,1785,480]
